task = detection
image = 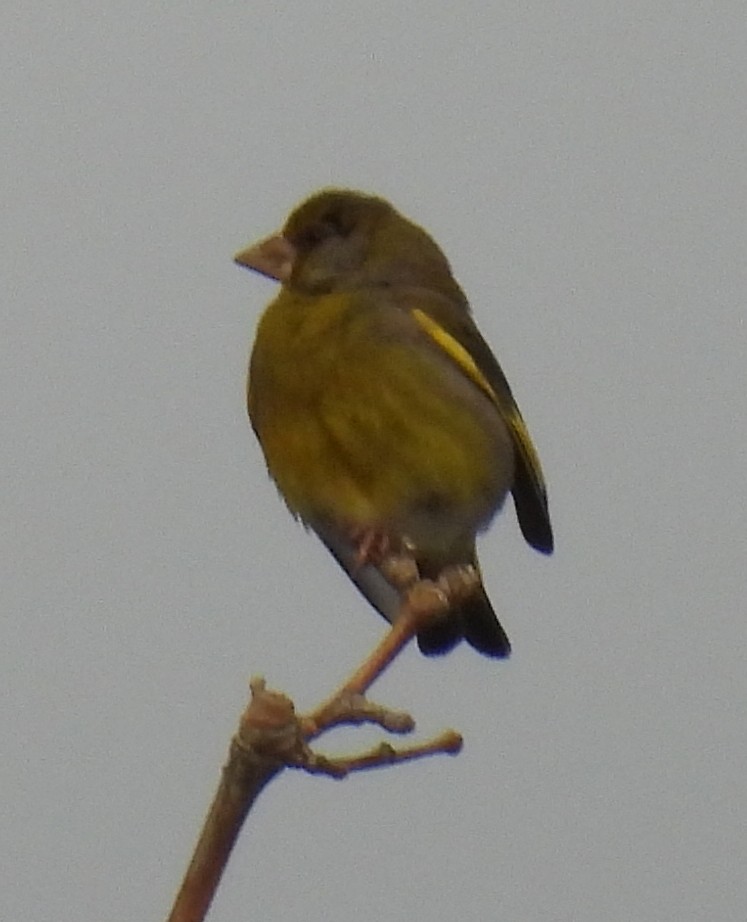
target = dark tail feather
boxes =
[461,588,511,658]
[416,587,511,658]
[416,616,463,656]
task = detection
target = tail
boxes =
[314,521,510,659]
[417,584,511,658]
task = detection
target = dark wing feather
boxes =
[409,297,553,554]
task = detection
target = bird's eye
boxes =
[320,211,352,240]
[323,209,351,236]
[294,208,353,250]
[296,223,329,249]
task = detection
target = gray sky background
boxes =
[3,3,746,921]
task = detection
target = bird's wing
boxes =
[410,304,553,554]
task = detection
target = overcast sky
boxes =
[3,3,746,921]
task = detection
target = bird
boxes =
[234,189,552,659]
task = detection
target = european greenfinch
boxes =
[235,190,552,658]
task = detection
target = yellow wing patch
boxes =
[411,307,547,492]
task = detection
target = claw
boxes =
[436,564,480,605]
[350,527,392,570]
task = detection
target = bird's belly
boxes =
[253,351,514,556]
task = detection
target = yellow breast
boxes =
[248,288,513,552]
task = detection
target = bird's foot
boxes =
[400,564,479,629]
[349,528,420,590]
[349,526,393,568]
[435,563,481,606]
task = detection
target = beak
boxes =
[234,233,296,284]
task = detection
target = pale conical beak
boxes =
[234,233,296,283]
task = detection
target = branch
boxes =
[166,565,477,922]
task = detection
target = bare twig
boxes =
[167,566,476,922]
[297,730,463,778]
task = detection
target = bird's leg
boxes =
[350,527,420,589]
[434,562,481,606]
[357,530,388,565]
[349,526,392,571]
[377,537,420,589]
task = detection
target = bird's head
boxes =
[235,189,460,297]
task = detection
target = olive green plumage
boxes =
[237,190,552,657]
